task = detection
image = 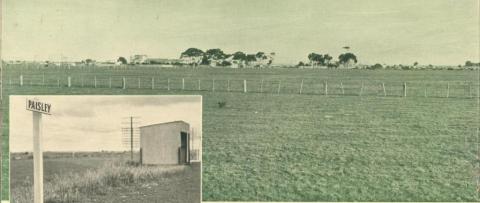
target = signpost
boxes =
[26,98,52,203]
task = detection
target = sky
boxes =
[2,0,479,65]
[9,95,202,152]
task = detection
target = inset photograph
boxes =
[9,95,202,203]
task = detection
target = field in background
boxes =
[3,65,480,98]
[2,65,479,201]
[10,152,201,203]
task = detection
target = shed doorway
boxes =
[179,131,190,164]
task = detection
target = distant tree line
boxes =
[180,48,274,67]
[298,52,358,68]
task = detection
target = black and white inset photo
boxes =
[9,95,202,203]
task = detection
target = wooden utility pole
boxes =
[130,117,133,161]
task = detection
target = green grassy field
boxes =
[2,65,479,201]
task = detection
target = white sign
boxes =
[26,99,52,115]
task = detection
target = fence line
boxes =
[5,74,480,99]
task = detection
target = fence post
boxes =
[299,80,304,94]
[182,78,185,90]
[109,77,112,88]
[94,76,97,88]
[260,80,264,93]
[20,75,23,86]
[227,80,230,92]
[324,81,328,96]
[152,77,155,89]
[67,76,71,87]
[122,77,126,89]
[446,82,450,98]
[198,79,201,90]
[277,81,281,94]
[340,82,344,95]
[403,82,407,97]
[57,78,60,87]
[469,83,472,98]
[382,83,386,96]
[42,74,45,86]
[424,84,427,98]
[359,82,364,96]
[244,80,247,93]
[168,78,170,91]
[212,79,215,92]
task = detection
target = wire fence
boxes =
[3,73,480,99]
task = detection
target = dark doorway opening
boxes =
[179,131,190,164]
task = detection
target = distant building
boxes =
[180,56,203,65]
[224,55,245,68]
[146,58,184,65]
[140,121,192,165]
[130,55,148,64]
[247,52,275,67]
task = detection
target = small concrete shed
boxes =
[140,121,190,165]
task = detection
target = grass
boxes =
[11,159,187,203]
[3,65,480,201]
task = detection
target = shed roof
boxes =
[139,120,189,129]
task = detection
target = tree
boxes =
[117,57,128,64]
[85,59,95,66]
[245,54,257,63]
[256,52,268,60]
[180,48,204,58]
[205,48,227,60]
[413,61,419,66]
[323,54,333,65]
[465,61,473,67]
[221,61,232,66]
[232,51,246,61]
[308,53,318,64]
[338,53,357,65]
[200,55,210,65]
[307,53,334,66]
[368,63,383,70]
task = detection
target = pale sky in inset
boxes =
[2,0,479,65]
[9,95,202,152]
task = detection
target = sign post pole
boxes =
[26,98,52,203]
[32,111,43,203]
